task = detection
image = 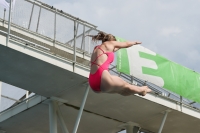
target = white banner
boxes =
[0,0,15,9]
[117,45,164,87]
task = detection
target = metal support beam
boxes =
[0,81,2,108]
[0,95,46,122]
[57,105,69,133]
[44,97,69,133]
[49,100,58,133]
[158,110,171,133]
[6,0,12,46]
[119,122,141,133]
[72,85,90,133]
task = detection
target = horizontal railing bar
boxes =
[1,95,21,102]
[25,0,97,29]
[0,30,50,51]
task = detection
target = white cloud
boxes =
[187,50,200,62]
[160,27,182,37]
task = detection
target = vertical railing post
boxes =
[180,96,183,111]
[72,85,90,133]
[88,31,91,53]
[6,0,12,46]
[131,76,137,85]
[28,3,35,30]
[81,25,85,50]
[26,91,29,98]
[26,91,29,103]
[118,72,121,77]
[3,8,6,26]
[36,6,41,33]
[53,9,57,46]
[73,20,77,62]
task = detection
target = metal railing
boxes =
[0,0,99,54]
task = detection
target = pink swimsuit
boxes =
[88,45,114,92]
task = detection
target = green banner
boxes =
[116,37,130,74]
[116,36,200,103]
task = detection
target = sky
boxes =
[39,0,200,73]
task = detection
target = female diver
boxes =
[88,32,151,96]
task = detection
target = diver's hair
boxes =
[88,31,116,42]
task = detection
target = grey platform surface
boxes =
[1,89,200,133]
[1,44,200,133]
[0,44,88,97]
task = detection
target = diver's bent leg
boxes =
[101,71,151,95]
